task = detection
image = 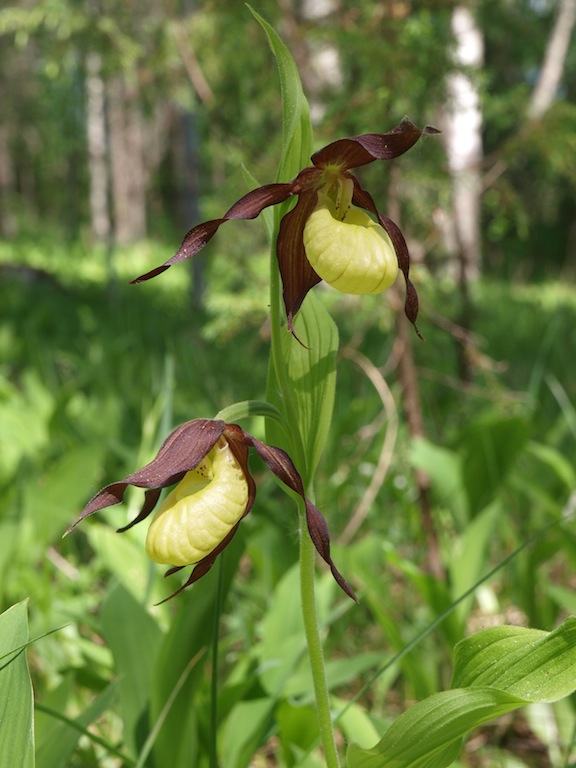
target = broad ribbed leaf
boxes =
[348,619,576,768]
[0,601,34,768]
[346,688,524,768]
[278,291,338,482]
[452,617,576,701]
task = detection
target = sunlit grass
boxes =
[2,236,576,766]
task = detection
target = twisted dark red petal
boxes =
[131,183,296,283]
[351,179,421,338]
[245,433,358,602]
[66,419,227,533]
[311,118,440,171]
[276,189,321,334]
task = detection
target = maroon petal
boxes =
[276,189,321,334]
[352,179,422,338]
[132,183,296,283]
[303,499,358,602]
[311,118,440,171]
[222,424,257,519]
[245,433,358,602]
[66,419,227,533]
[117,488,163,533]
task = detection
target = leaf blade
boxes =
[0,601,34,768]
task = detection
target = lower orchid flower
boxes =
[67,419,357,602]
[132,118,439,337]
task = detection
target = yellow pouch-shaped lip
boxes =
[303,196,398,295]
[145,437,249,566]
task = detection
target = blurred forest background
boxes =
[1,0,576,766]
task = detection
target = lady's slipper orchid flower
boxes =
[67,419,356,602]
[132,118,439,336]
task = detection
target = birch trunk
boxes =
[443,5,484,282]
[528,0,576,120]
[85,52,111,245]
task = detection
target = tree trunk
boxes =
[85,52,111,245]
[0,122,16,237]
[108,77,147,245]
[528,0,576,120]
[443,5,484,283]
[442,5,484,382]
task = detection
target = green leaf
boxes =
[0,372,52,482]
[0,601,34,768]
[346,688,524,768]
[452,617,576,701]
[35,681,124,768]
[23,443,106,550]
[348,619,576,768]
[100,584,163,758]
[257,564,322,698]
[149,532,244,767]
[409,438,467,527]
[547,584,576,614]
[279,292,339,481]
[459,414,530,517]
[248,6,312,181]
[276,700,319,759]
[526,440,576,490]
[86,523,161,605]
[332,696,381,751]
[251,7,336,482]
[220,698,275,768]
[448,501,501,627]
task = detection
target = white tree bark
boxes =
[443,5,484,281]
[528,0,576,119]
[85,52,111,244]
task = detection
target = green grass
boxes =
[1,236,576,767]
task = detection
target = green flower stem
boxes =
[299,501,341,768]
[209,556,225,768]
[268,222,340,765]
[257,17,339,753]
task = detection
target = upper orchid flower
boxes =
[67,419,356,602]
[132,118,439,336]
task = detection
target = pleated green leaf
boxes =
[452,616,576,701]
[346,688,524,768]
[279,292,338,481]
[0,601,34,768]
[347,618,576,767]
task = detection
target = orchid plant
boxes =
[67,418,356,602]
[67,11,439,767]
[132,118,438,339]
[62,10,576,768]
